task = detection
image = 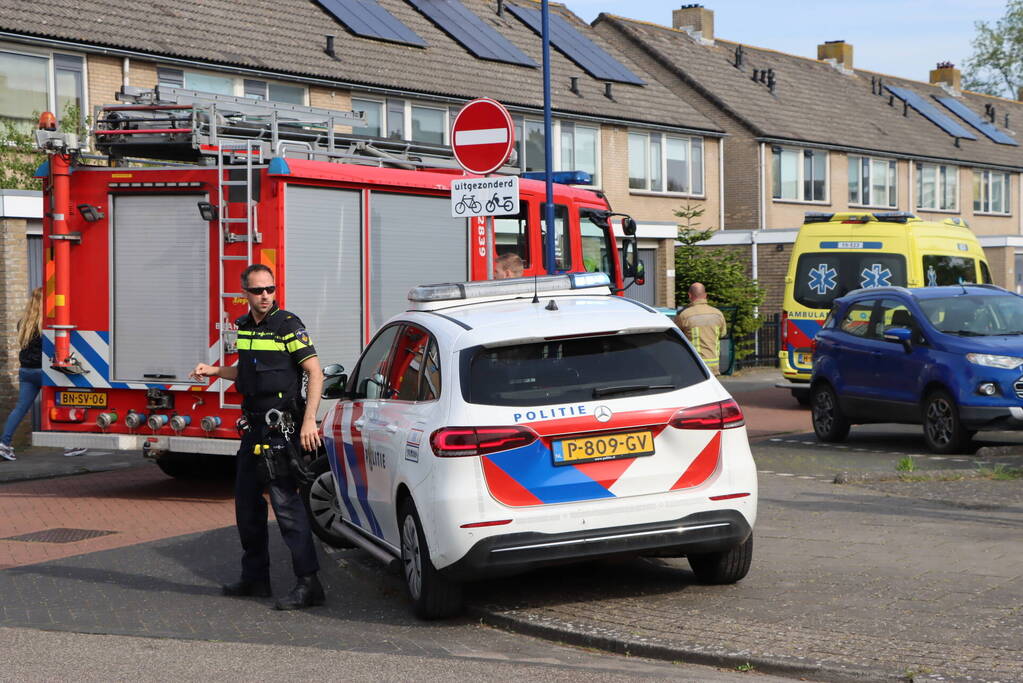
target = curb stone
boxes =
[833,467,1021,484]
[470,606,896,683]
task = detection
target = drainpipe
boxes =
[122,56,130,88]
[759,142,767,231]
[718,137,725,230]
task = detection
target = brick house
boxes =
[594,6,1023,320]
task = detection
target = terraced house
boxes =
[595,5,1023,316]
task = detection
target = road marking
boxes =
[775,473,795,477]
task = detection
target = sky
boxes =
[568,1,1008,86]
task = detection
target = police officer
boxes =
[190,264,325,610]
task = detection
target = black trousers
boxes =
[235,430,319,582]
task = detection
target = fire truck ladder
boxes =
[215,139,262,410]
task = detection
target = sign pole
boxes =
[541,0,556,275]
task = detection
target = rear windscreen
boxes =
[922,255,977,286]
[461,330,707,407]
[794,252,907,309]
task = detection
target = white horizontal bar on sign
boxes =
[455,128,508,146]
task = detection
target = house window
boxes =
[849,156,897,208]
[352,98,383,137]
[243,79,306,105]
[523,119,546,173]
[0,48,84,130]
[973,170,1010,214]
[629,132,704,195]
[772,146,827,202]
[387,99,405,140]
[916,163,958,211]
[559,121,598,183]
[411,105,445,145]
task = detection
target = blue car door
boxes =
[869,298,929,418]
[834,298,880,400]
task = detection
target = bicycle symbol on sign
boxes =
[485,193,515,213]
[454,194,483,215]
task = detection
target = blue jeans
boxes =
[1,368,43,446]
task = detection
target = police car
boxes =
[308,273,758,619]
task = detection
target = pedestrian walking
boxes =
[190,264,325,610]
[675,282,728,375]
[1,288,86,461]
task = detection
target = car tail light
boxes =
[669,399,745,430]
[780,311,789,347]
[430,426,538,457]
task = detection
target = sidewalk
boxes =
[0,445,150,484]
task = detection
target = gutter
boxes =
[0,30,722,138]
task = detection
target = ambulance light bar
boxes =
[409,272,611,304]
[804,211,919,225]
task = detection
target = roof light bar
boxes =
[942,217,970,228]
[408,272,611,303]
[871,211,917,223]
[521,170,593,185]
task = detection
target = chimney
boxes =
[673,4,713,42]
[930,61,961,92]
[817,40,853,71]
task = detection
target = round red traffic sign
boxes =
[451,98,515,175]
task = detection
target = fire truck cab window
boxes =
[493,202,530,270]
[541,204,571,272]
[580,210,613,274]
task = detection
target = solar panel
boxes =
[934,96,1019,146]
[408,0,536,67]
[884,85,977,140]
[506,3,644,85]
[316,0,426,47]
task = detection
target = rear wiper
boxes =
[592,384,675,398]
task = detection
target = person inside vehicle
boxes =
[495,252,524,279]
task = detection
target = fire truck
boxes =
[31,86,642,477]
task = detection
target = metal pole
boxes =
[541,0,556,274]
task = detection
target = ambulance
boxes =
[778,211,991,403]
[29,86,642,477]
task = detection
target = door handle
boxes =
[353,417,366,431]
[385,423,399,434]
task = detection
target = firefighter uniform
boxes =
[675,301,728,374]
[234,303,319,585]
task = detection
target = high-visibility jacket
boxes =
[235,303,317,411]
[674,301,727,374]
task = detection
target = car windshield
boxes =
[462,330,707,406]
[918,294,1023,336]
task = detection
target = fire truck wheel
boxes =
[155,453,234,480]
[301,455,356,548]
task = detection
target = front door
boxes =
[834,298,880,407]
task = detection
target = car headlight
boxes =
[966,353,1023,369]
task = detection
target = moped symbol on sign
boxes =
[451,176,519,218]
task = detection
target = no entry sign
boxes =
[451,98,515,175]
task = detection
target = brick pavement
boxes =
[0,466,235,569]
[475,474,1023,682]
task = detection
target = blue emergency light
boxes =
[521,170,593,185]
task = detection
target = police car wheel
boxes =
[811,383,850,442]
[688,534,753,585]
[399,497,463,620]
[922,390,971,454]
[301,455,356,548]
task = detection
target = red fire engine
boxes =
[31,86,641,477]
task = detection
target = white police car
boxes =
[309,273,757,619]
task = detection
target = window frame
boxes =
[973,169,1011,215]
[627,130,704,197]
[915,162,959,212]
[848,155,898,209]
[0,43,87,131]
[772,145,828,203]
[157,66,308,105]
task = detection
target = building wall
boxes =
[86,55,123,115]
[0,217,31,447]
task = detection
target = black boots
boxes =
[221,578,272,598]
[273,574,325,610]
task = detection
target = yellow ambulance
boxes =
[778,211,991,403]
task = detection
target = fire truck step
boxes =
[221,218,250,223]
[220,180,250,186]
[221,255,247,261]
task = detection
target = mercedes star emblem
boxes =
[594,405,613,422]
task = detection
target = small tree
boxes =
[962,0,1023,97]
[673,203,765,361]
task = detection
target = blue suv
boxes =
[811,285,1023,453]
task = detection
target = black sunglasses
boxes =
[245,286,276,295]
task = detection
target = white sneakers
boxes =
[0,443,15,461]
[62,447,87,457]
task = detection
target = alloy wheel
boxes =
[308,470,340,533]
[813,389,834,433]
[925,397,954,446]
[402,515,422,600]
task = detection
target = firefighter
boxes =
[495,252,524,279]
[190,264,325,610]
[675,282,728,375]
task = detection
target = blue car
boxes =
[811,285,1023,453]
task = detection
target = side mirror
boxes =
[634,259,646,287]
[621,216,637,236]
[622,237,638,278]
[322,374,349,399]
[322,363,346,377]
[883,327,913,352]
